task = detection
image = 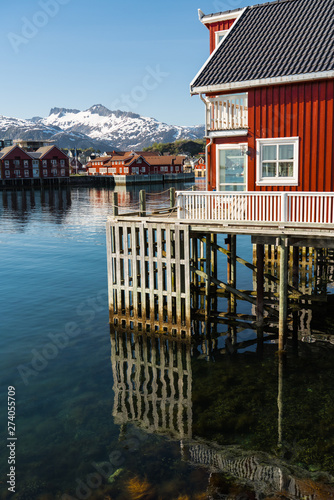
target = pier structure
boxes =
[107,189,334,348]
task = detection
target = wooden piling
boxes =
[278,237,288,351]
[139,190,146,217]
[227,235,237,314]
[170,187,176,209]
[256,244,265,325]
[112,191,118,216]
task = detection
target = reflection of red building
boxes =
[87,151,185,176]
[89,188,131,208]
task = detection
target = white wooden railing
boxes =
[206,94,248,131]
[176,191,334,225]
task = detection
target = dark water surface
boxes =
[1,185,334,500]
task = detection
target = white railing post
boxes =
[280,193,288,223]
[176,193,185,219]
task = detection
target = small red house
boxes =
[0,145,39,180]
[191,0,333,193]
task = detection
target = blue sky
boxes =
[1,0,267,126]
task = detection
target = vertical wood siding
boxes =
[207,20,236,53]
[247,80,334,192]
[207,80,333,192]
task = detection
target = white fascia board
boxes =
[190,8,246,92]
[207,129,248,138]
[191,71,334,95]
[201,10,244,24]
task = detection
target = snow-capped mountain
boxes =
[0,105,204,150]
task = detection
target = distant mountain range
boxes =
[0,105,205,151]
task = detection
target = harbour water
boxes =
[1,185,334,500]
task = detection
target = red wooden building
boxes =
[0,144,70,181]
[32,146,70,179]
[191,0,333,193]
[0,146,39,180]
[86,151,185,176]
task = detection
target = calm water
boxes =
[1,185,334,500]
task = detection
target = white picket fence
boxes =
[176,191,334,224]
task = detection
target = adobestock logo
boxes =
[8,0,71,54]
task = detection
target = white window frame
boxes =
[24,160,29,167]
[215,30,228,47]
[43,169,48,176]
[5,170,10,177]
[256,137,299,186]
[216,143,248,192]
[4,160,9,166]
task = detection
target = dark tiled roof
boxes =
[191,0,334,91]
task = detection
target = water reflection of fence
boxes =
[110,325,192,439]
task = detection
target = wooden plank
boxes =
[175,225,182,329]
[123,226,130,315]
[139,223,147,320]
[148,225,155,324]
[166,226,173,325]
[157,225,164,328]
[131,224,138,321]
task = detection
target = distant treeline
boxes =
[143,139,206,156]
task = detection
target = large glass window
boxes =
[217,146,247,191]
[257,137,299,185]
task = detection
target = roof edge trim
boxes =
[190,8,247,91]
[191,71,334,94]
[200,9,244,24]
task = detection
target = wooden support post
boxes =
[170,187,175,209]
[256,244,264,325]
[227,234,237,314]
[112,191,118,216]
[279,237,288,351]
[192,185,196,191]
[205,233,211,317]
[292,246,299,290]
[277,353,284,448]
[192,236,198,310]
[139,190,146,217]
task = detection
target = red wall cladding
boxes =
[247,80,334,192]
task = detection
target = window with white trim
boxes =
[256,137,299,186]
[215,30,228,47]
[43,169,48,176]
[5,170,10,177]
[24,160,29,167]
